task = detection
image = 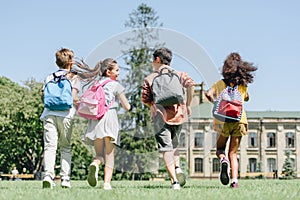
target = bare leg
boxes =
[93,138,105,165]
[104,137,115,184]
[163,151,178,183]
[174,148,180,167]
[228,136,241,180]
[216,134,229,159]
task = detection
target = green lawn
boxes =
[1,179,299,200]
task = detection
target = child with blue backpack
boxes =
[40,48,80,188]
[75,58,131,190]
[205,52,257,188]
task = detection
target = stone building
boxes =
[178,83,300,179]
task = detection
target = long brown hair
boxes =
[222,52,257,86]
[73,58,117,88]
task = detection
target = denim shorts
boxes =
[153,113,182,152]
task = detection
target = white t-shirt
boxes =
[40,69,81,120]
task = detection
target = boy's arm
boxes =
[179,71,195,115]
[186,86,194,106]
[186,85,194,116]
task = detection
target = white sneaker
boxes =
[61,178,71,188]
[103,182,112,190]
[42,176,54,189]
[172,181,180,190]
[175,167,186,187]
[87,162,99,187]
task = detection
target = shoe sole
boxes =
[87,165,97,187]
[42,180,52,189]
[176,172,186,187]
[220,162,230,185]
[61,184,71,188]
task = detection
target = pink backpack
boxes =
[78,79,114,120]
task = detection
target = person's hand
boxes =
[186,105,191,117]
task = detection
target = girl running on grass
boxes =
[75,58,131,190]
[205,52,257,188]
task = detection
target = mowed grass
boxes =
[1,179,300,200]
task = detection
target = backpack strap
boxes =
[99,79,115,108]
[99,78,113,86]
[155,67,181,80]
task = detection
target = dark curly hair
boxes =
[222,52,257,86]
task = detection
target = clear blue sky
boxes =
[1,0,299,111]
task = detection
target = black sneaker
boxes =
[220,159,230,185]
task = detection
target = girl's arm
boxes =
[72,88,79,108]
[118,92,131,111]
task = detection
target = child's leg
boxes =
[43,116,59,179]
[216,134,229,160]
[174,147,180,167]
[216,134,230,185]
[228,136,242,181]
[104,137,115,184]
[93,138,105,165]
[87,138,104,187]
[58,117,73,179]
[163,151,178,183]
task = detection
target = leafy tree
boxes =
[114,3,163,180]
[0,76,93,180]
[281,149,296,179]
[0,77,44,174]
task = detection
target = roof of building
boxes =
[191,102,300,119]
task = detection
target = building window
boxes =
[249,158,257,172]
[179,132,186,148]
[248,132,258,148]
[286,132,295,148]
[212,158,220,172]
[212,132,217,148]
[267,132,276,148]
[194,132,203,148]
[267,158,276,172]
[195,158,203,172]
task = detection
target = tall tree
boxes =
[114,3,163,180]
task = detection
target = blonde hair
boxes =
[55,48,74,69]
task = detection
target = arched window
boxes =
[267,158,276,172]
[248,132,257,148]
[194,132,203,148]
[267,132,276,148]
[286,132,295,148]
[194,158,203,172]
[179,132,186,148]
[212,158,220,172]
[249,158,257,172]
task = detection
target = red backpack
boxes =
[212,80,243,122]
[78,79,114,120]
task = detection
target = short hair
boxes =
[153,47,172,65]
[55,48,74,69]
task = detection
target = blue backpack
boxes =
[43,71,73,111]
